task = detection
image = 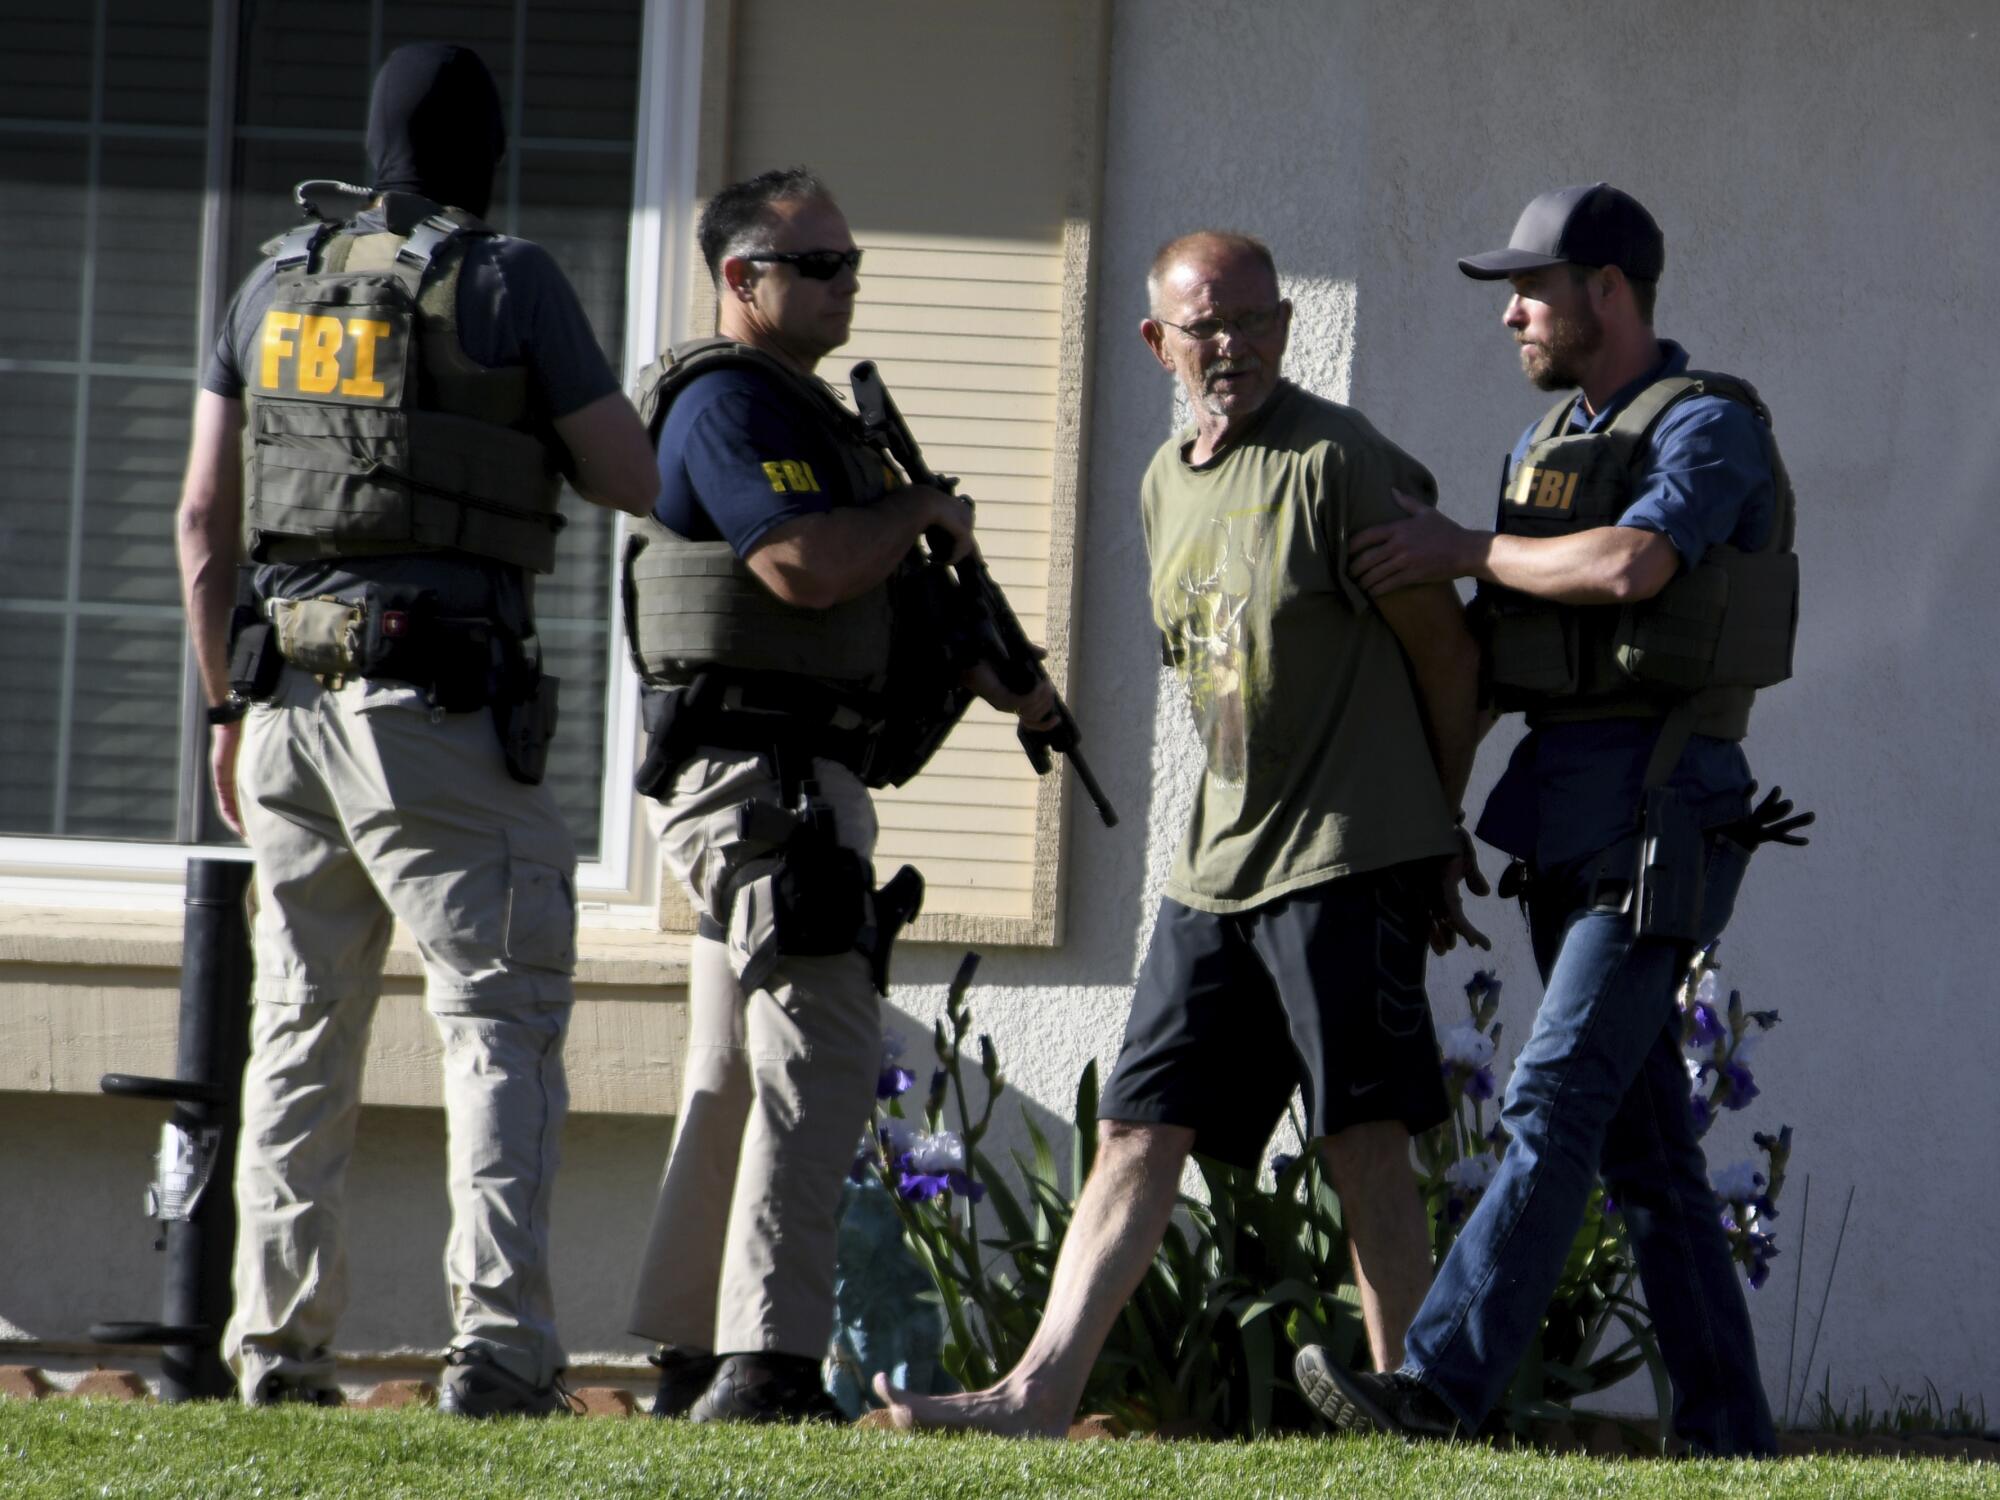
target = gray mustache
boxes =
[1203,358,1261,386]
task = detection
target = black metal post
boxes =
[93,856,253,1401]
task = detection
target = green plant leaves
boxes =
[867,954,1675,1439]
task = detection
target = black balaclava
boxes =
[366,42,507,218]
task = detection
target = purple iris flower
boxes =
[896,1169,950,1202]
[1464,971,1500,1006]
[1687,1002,1727,1049]
[1270,1152,1298,1178]
[1601,1193,1620,1217]
[1689,1093,1714,1136]
[877,1065,915,1100]
[1721,1061,1760,1109]
[849,1153,873,1184]
[947,1170,986,1203]
[1745,1234,1780,1289]
[1465,1065,1496,1102]
[894,1165,985,1203]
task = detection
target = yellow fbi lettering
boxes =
[1507,462,1581,511]
[257,310,394,400]
[761,459,821,494]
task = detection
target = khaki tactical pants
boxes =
[225,669,577,1399]
[628,748,881,1359]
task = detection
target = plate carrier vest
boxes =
[1478,371,1799,741]
[242,196,565,573]
[622,338,898,691]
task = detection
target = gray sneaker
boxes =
[1293,1345,1459,1440]
[437,1347,574,1419]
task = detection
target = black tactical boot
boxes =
[1293,1345,1459,1440]
[436,1346,574,1419]
[648,1344,721,1419]
[685,1352,842,1424]
[249,1372,343,1407]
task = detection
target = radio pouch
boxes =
[269,596,365,676]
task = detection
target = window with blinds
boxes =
[0,0,643,859]
[701,0,1107,943]
[0,0,211,841]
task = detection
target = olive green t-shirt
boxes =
[1140,381,1458,912]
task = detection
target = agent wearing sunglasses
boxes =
[622,167,1055,1424]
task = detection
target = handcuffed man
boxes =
[878,229,1486,1436]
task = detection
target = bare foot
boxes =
[870,1372,1070,1438]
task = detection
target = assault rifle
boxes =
[849,361,1118,828]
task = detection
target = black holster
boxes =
[226,570,283,704]
[715,787,924,996]
[492,670,559,786]
[1632,786,1705,942]
[861,864,925,995]
[635,681,707,799]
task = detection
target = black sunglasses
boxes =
[743,248,863,281]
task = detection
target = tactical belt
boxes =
[257,593,510,708]
[636,672,879,800]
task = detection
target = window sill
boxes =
[0,904,690,989]
[0,903,692,1116]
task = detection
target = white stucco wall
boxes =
[885,0,2000,1421]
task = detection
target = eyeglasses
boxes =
[1155,306,1285,343]
[743,248,863,280]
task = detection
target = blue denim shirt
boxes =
[1476,343,1776,868]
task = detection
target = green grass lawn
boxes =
[1,1401,1993,1500]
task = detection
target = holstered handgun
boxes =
[1632,786,1705,942]
[862,864,925,995]
[226,569,283,704]
[492,671,559,785]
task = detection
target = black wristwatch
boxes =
[205,698,249,726]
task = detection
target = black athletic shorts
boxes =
[1098,861,1450,1170]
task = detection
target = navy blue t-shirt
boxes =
[653,366,862,555]
[204,210,621,619]
[1476,342,1779,868]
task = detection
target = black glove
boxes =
[1717,784,1814,850]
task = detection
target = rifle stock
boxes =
[850,361,1118,828]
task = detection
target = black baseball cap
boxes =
[1458,183,1665,282]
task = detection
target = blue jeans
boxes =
[1402,834,1777,1457]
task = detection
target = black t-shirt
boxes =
[206,209,620,617]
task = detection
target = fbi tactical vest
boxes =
[1479,371,1799,741]
[242,198,566,573]
[623,338,898,690]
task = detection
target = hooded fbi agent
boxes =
[174,40,656,1415]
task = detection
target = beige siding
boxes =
[699,0,1107,941]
